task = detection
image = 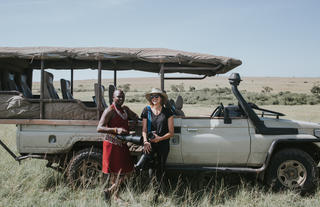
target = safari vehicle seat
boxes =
[175,95,185,116]
[108,85,116,105]
[6,73,19,91]
[43,71,59,99]
[60,79,73,100]
[168,99,176,114]
[167,95,185,116]
[93,83,107,108]
[19,74,33,98]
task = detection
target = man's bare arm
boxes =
[97,106,116,133]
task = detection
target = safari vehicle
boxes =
[0,47,320,193]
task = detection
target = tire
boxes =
[66,148,104,188]
[265,148,318,193]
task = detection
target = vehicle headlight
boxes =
[315,129,320,138]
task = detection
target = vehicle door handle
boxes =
[187,128,198,132]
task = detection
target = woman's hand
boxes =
[143,141,151,153]
[150,133,161,143]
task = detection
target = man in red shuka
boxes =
[97,89,138,201]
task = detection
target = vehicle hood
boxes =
[262,117,320,135]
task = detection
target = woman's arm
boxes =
[151,116,174,143]
[142,118,151,153]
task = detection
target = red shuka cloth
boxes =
[102,105,134,174]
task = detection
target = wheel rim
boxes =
[77,159,103,186]
[277,160,307,189]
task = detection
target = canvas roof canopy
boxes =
[0,47,242,76]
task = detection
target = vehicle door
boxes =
[181,117,251,166]
[166,118,183,164]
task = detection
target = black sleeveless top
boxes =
[141,106,173,145]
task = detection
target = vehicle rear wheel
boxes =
[265,148,318,193]
[67,148,104,188]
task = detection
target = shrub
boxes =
[171,84,185,92]
[201,88,210,92]
[261,86,273,93]
[189,86,196,92]
[311,85,320,96]
[118,83,131,92]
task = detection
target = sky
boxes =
[0,0,319,80]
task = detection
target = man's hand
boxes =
[116,128,128,135]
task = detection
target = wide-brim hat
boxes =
[145,88,168,103]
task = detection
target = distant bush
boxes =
[311,84,320,96]
[171,84,185,92]
[168,86,320,106]
[118,83,131,92]
[200,88,210,93]
[261,86,273,93]
[189,86,196,92]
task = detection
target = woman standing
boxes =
[97,89,138,201]
[140,88,174,175]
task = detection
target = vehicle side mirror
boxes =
[224,108,232,124]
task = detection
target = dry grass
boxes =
[1,104,320,206]
[2,76,320,206]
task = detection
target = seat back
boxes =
[108,85,116,105]
[60,79,73,100]
[175,95,185,116]
[43,71,59,99]
[167,99,176,115]
[20,74,33,98]
[176,95,183,110]
[7,73,19,91]
[94,83,107,108]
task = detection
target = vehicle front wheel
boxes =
[66,148,104,188]
[265,148,318,193]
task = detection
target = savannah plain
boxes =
[1,76,320,206]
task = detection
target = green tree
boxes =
[118,83,131,92]
[189,86,196,92]
[311,85,320,96]
[170,83,185,92]
[261,86,273,93]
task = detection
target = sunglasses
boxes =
[150,94,160,99]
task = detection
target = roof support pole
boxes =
[160,64,164,91]
[70,68,74,95]
[114,70,117,88]
[40,59,44,119]
[97,60,102,119]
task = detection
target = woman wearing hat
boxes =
[140,88,174,175]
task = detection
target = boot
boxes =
[135,153,151,170]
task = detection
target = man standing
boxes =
[97,89,138,201]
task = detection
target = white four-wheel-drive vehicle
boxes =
[0,47,319,192]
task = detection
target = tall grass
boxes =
[1,104,320,207]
